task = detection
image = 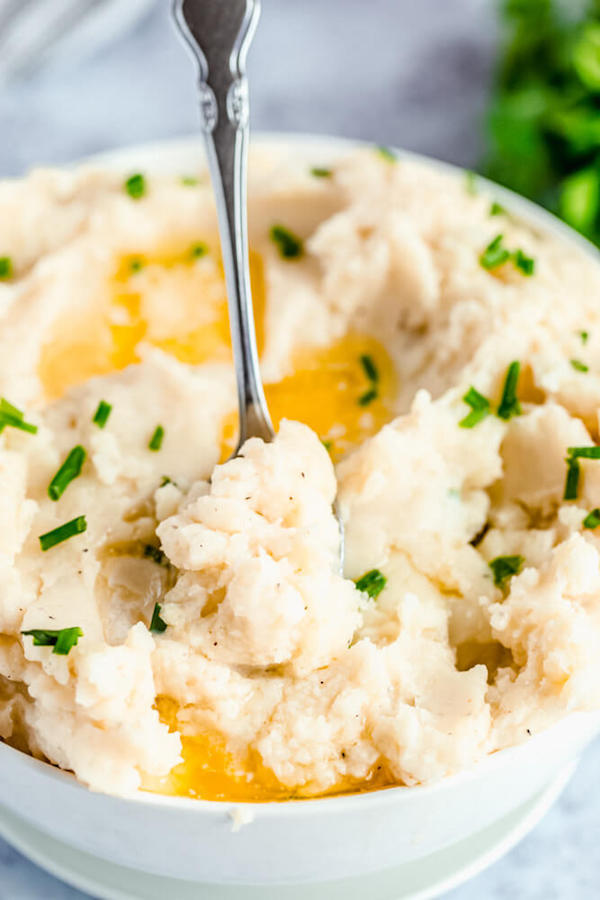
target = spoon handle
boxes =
[173,0,274,451]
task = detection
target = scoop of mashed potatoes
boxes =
[1,144,600,798]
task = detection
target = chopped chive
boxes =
[143,544,166,566]
[150,603,167,633]
[0,397,37,435]
[269,225,303,260]
[377,146,397,163]
[465,170,478,195]
[129,257,144,273]
[355,568,387,599]
[124,173,146,199]
[358,387,378,406]
[570,358,589,372]
[360,354,379,383]
[0,413,37,434]
[579,330,589,344]
[459,386,491,428]
[497,361,521,421]
[321,439,333,452]
[564,457,580,500]
[149,425,164,451]
[21,626,83,655]
[48,445,86,501]
[479,236,536,276]
[490,201,506,216]
[39,516,87,551]
[160,475,173,487]
[480,234,511,270]
[190,242,208,259]
[180,175,199,186]
[565,448,600,499]
[310,167,332,178]
[92,400,112,428]
[489,555,524,589]
[460,409,490,429]
[567,445,600,459]
[512,248,535,276]
[0,257,12,280]
[583,508,600,529]
[0,398,22,418]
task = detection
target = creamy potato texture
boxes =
[1,145,600,799]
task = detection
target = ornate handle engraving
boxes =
[227,78,249,128]
[198,83,218,133]
[173,0,258,133]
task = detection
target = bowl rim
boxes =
[3,710,600,817]
[5,131,600,816]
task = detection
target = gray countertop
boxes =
[0,1,599,896]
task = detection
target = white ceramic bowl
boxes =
[1,134,599,886]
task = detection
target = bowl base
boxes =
[0,763,576,900]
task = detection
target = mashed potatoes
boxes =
[1,143,600,799]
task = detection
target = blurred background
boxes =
[4,0,600,244]
[0,0,496,174]
[0,0,599,897]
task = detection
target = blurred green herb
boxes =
[485,1,600,245]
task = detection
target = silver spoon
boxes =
[173,0,344,566]
[173,0,272,453]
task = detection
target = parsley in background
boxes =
[485,0,600,245]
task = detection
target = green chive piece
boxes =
[570,358,589,372]
[270,225,303,260]
[150,603,167,633]
[124,173,146,200]
[360,354,379,383]
[92,400,112,428]
[564,457,581,501]
[490,201,506,216]
[321,439,333,452]
[143,544,166,566]
[160,476,173,487]
[0,398,22,418]
[355,569,387,600]
[512,248,535,276]
[310,167,333,178]
[497,361,521,421]
[358,388,378,407]
[39,516,87,551]
[0,413,37,434]
[21,626,83,655]
[480,237,535,276]
[480,234,511,270]
[489,555,524,589]
[567,445,600,459]
[459,386,491,428]
[181,175,199,186]
[579,330,589,344]
[149,425,164,451]
[583,508,600,529]
[566,445,600,500]
[190,242,208,259]
[0,396,37,435]
[48,446,86,501]
[465,171,478,195]
[0,257,12,280]
[377,146,397,163]
[129,258,144,273]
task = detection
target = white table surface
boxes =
[0,1,599,896]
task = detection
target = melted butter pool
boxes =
[144,698,392,802]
